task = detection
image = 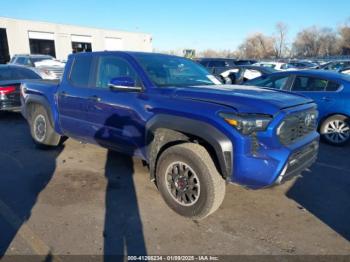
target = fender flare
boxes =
[23,95,55,127]
[146,114,233,180]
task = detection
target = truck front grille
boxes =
[277,109,318,146]
[44,67,64,79]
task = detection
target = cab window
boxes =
[95,56,140,89]
[70,55,94,87]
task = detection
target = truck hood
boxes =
[34,59,65,68]
[173,85,313,115]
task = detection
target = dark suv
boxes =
[196,58,236,75]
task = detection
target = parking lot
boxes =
[0,111,349,257]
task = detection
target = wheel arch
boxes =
[145,115,233,182]
[318,112,350,131]
[24,95,55,128]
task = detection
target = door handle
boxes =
[89,95,101,102]
[321,97,331,102]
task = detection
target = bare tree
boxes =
[292,26,341,57]
[238,33,275,59]
[339,18,350,55]
[197,49,236,58]
[274,22,289,58]
[319,27,340,56]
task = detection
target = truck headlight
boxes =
[220,113,272,135]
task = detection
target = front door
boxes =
[84,54,146,157]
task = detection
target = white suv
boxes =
[10,54,65,80]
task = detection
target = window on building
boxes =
[29,39,56,58]
[0,28,10,64]
[72,42,92,53]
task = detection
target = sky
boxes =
[1,0,349,51]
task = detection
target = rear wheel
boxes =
[320,115,350,146]
[30,105,62,148]
[156,143,226,220]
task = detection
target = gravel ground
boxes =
[0,112,349,258]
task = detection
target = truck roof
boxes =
[68,51,179,59]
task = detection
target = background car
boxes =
[319,60,350,72]
[288,61,318,69]
[196,58,236,75]
[253,61,297,71]
[10,54,65,80]
[340,67,350,75]
[0,65,41,112]
[234,59,258,65]
[244,70,350,146]
[197,58,269,83]
[220,65,277,84]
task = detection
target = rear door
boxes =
[57,54,95,141]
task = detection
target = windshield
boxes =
[30,56,54,63]
[133,54,221,87]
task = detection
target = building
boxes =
[0,17,153,64]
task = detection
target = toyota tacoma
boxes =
[21,52,319,219]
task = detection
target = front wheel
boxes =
[30,105,62,148]
[320,115,350,146]
[156,143,226,220]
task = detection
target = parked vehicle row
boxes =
[19,51,319,219]
[3,52,349,147]
[318,60,350,72]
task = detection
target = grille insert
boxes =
[278,109,318,145]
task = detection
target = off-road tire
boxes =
[30,105,61,148]
[156,143,226,220]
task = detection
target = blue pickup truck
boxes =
[21,52,319,219]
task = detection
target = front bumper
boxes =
[228,103,320,189]
[275,140,319,184]
[230,134,319,189]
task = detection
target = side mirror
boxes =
[108,77,142,92]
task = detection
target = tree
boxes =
[238,33,275,59]
[319,27,340,56]
[292,26,340,57]
[339,19,350,55]
[274,22,289,58]
[197,49,236,58]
